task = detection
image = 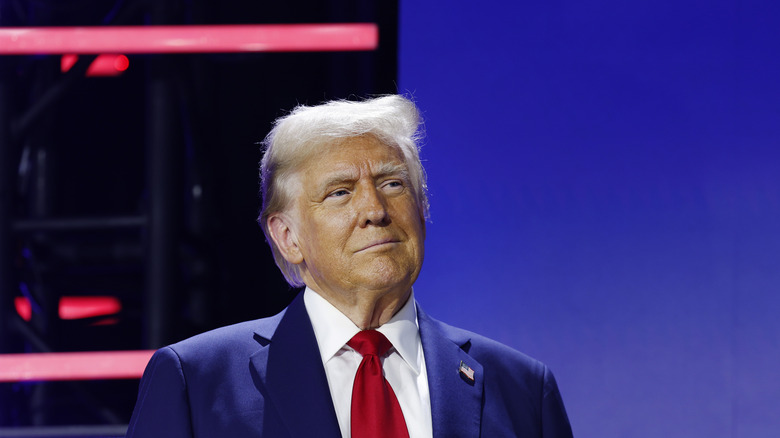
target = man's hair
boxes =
[258,95,428,287]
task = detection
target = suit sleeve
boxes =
[541,366,574,438]
[125,347,194,438]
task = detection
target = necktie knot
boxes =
[348,330,392,357]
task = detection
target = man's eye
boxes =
[383,181,404,190]
[329,189,349,197]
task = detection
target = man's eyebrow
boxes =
[317,171,357,193]
[372,162,409,180]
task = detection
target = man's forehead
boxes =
[302,137,407,180]
[318,159,407,177]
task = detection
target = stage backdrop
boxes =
[399,1,780,437]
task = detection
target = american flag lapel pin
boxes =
[459,360,475,383]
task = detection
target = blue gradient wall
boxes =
[399,1,780,436]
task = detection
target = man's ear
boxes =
[267,213,304,264]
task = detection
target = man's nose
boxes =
[357,185,389,226]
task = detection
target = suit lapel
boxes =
[250,293,341,438]
[418,304,484,438]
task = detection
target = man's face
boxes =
[288,135,425,305]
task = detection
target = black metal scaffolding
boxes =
[0,0,398,433]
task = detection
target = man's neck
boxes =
[305,284,412,330]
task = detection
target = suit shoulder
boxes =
[166,307,287,361]
[418,309,573,436]
[425,315,547,376]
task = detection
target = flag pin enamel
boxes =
[459,361,475,383]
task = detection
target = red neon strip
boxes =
[0,350,155,382]
[14,296,122,321]
[0,24,378,55]
[61,54,130,76]
[59,296,122,320]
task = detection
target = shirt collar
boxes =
[303,286,422,374]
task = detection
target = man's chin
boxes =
[354,265,417,293]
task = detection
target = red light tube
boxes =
[0,350,155,382]
[0,24,378,55]
[61,54,130,76]
[59,296,122,319]
[14,296,122,321]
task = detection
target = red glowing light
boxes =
[90,317,121,326]
[114,54,129,72]
[14,297,32,322]
[0,24,378,55]
[0,350,155,382]
[60,54,129,77]
[61,54,78,71]
[14,296,122,321]
[59,296,122,320]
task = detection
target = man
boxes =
[126,95,573,437]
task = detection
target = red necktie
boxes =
[348,330,410,438]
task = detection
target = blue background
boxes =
[399,1,780,436]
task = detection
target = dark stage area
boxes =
[0,0,398,433]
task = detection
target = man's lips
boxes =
[356,238,399,252]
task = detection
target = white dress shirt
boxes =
[303,287,433,438]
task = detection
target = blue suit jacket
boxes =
[126,293,573,437]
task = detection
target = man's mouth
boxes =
[357,239,399,252]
